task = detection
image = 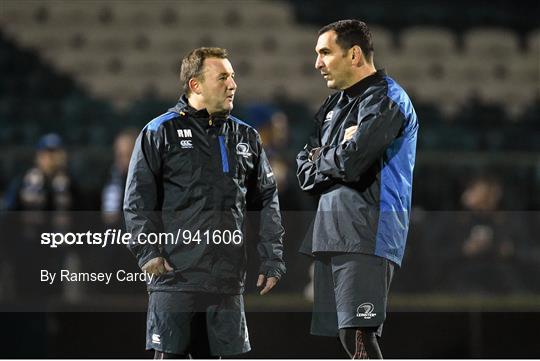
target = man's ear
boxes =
[351,46,364,67]
[189,77,202,95]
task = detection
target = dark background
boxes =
[2,311,540,358]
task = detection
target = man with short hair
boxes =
[124,47,285,358]
[297,20,418,359]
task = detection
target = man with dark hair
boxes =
[297,20,418,359]
[124,47,285,358]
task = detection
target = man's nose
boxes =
[315,55,324,70]
[227,77,237,90]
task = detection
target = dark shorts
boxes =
[311,253,395,338]
[146,291,251,356]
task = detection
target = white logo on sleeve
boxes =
[356,303,377,319]
[236,143,251,158]
[152,334,161,344]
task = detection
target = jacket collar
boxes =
[170,95,230,126]
[343,68,386,99]
[171,95,209,118]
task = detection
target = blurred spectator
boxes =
[101,128,138,225]
[241,104,316,294]
[96,128,143,294]
[3,133,75,211]
[244,104,292,158]
[461,174,503,211]
[244,103,277,130]
[266,111,290,153]
[245,104,323,294]
[438,175,528,293]
[1,133,79,300]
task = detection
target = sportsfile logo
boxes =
[152,333,161,344]
[177,129,193,149]
[236,143,251,158]
[356,303,377,319]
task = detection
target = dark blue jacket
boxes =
[124,96,285,293]
[297,70,418,266]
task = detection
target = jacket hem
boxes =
[304,245,402,266]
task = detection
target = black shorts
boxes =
[311,253,395,338]
[146,291,251,356]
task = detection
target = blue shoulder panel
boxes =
[229,115,252,128]
[384,77,415,122]
[145,111,178,132]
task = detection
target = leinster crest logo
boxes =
[236,143,251,158]
[324,110,334,122]
[356,303,377,319]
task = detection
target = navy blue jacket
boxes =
[124,96,285,293]
[297,70,418,266]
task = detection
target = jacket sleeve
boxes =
[123,128,164,269]
[315,96,405,183]
[296,131,337,194]
[296,97,337,194]
[247,134,286,279]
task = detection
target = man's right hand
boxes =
[141,257,174,276]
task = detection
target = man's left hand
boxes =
[257,274,278,295]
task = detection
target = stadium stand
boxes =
[2,1,537,117]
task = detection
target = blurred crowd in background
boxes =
[0,0,539,302]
